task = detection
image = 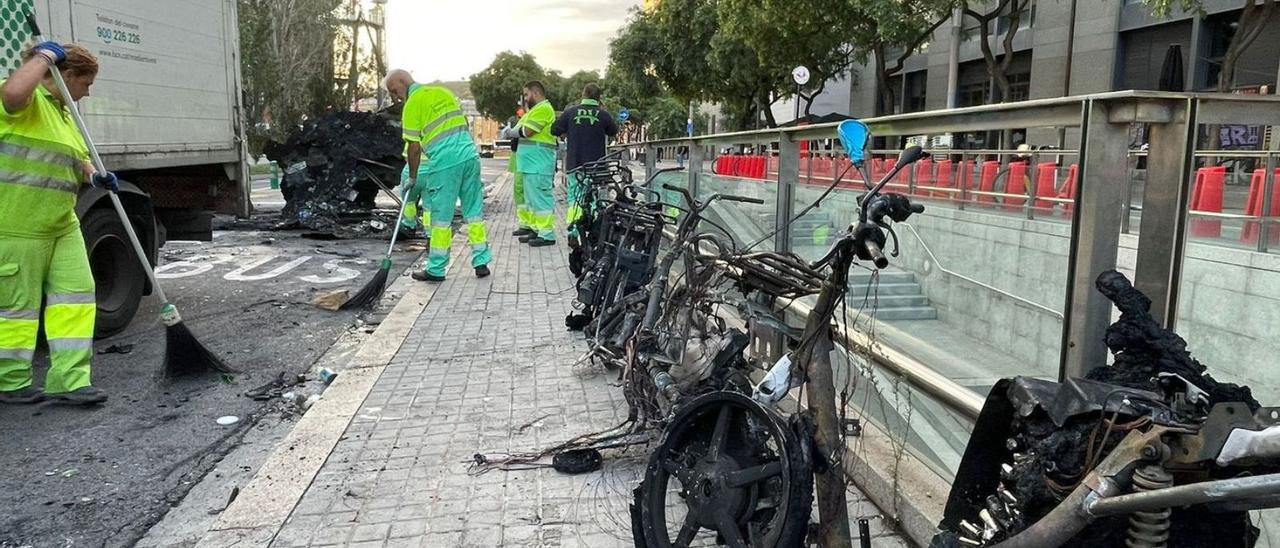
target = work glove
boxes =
[33,41,66,65]
[92,171,119,192]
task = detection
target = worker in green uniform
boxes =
[0,43,109,405]
[384,70,491,282]
[508,81,557,246]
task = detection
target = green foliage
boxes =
[238,0,344,157]
[1139,0,1202,17]
[469,51,545,120]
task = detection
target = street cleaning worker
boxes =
[0,43,111,405]
[503,109,535,238]
[383,70,491,282]
[507,81,557,247]
[551,83,617,246]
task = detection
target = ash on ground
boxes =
[264,110,405,230]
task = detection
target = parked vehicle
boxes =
[5,1,250,336]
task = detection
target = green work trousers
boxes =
[0,229,95,393]
[420,158,491,277]
[521,172,556,241]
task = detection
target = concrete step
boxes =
[846,294,930,308]
[851,282,924,296]
[869,306,939,321]
[850,269,916,285]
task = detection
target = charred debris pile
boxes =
[264,109,405,232]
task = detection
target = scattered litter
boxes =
[551,448,603,474]
[369,220,386,231]
[97,344,134,355]
[79,497,92,503]
[216,416,240,426]
[244,372,290,401]
[301,394,321,411]
[60,469,77,478]
[515,414,553,434]
[319,368,338,385]
[312,290,350,311]
[44,471,54,476]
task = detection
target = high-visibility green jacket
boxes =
[401,83,476,173]
[515,99,556,175]
[0,83,89,238]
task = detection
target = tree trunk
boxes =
[874,48,897,115]
[803,79,826,117]
[1217,0,1275,92]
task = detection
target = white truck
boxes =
[4,0,249,336]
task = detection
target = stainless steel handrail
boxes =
[901,223,1065,319]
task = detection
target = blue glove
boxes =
[33,41,66,65]
[92,171,119,192]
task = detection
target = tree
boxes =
[1141,0,1276,92]
[963,0,1032,103]
[469,51,544,120]
[238,0,344,156]
[557,70,603,107]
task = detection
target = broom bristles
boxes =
[340,267,390,310]
[165,321,235,377]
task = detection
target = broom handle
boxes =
[27,14,169,305]
[384,183,410,258]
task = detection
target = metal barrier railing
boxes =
[612,91,1280,424]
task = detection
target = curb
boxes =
[191,196,497,546]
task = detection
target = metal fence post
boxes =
[1257,152,1276,254]
[1134,98,1196,328]
[644,143,656,183]
[1060,99,1132,380]
[777,136,799,254]
[688,139,702,198]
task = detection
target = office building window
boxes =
[905,71,928,112]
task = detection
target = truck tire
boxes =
[81,207,144,338]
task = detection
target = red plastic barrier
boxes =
[753,156,767,179]
[934,159,954,199]
[1189,166,1225,238]
[977,161,1000,204]
[1005,161,1029,207]
[1034,163,1059,209]
[871,158,885,179]
[1241,168,1280,245]
[1059,164,1079,215]
[913,158,934,196]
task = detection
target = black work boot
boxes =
[527,237,556,247]
[518,232,537,243]
[47,386,107,406]
[0,386,45,405]
[512,227,534,237]
[475,265,491,278]
[412,270,446,282]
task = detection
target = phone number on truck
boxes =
[96,27,141,45]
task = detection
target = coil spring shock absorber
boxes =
[1127,464,1173,548]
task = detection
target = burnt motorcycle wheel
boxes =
[638,391,811,548]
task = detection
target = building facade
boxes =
[792,0,1280,124]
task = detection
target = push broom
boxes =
[27,14,233,376]
[340,182,410,310]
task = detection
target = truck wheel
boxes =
[81,207,144,338]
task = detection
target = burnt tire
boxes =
[637,391,812,548]
[81,207,144,338]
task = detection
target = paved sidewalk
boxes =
[213,175,912,547]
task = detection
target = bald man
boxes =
[384,70,491,281]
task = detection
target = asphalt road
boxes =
[0,158,508,547]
